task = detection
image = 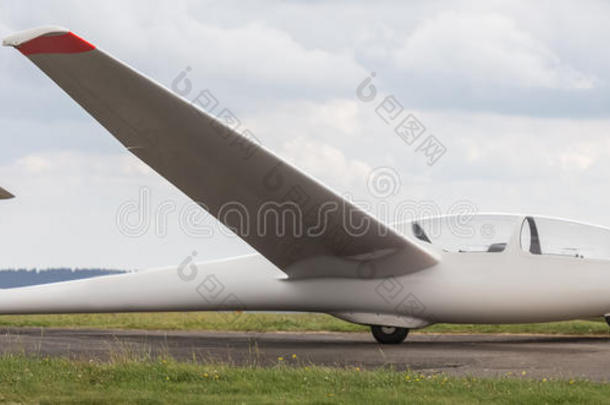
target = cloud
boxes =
[17,155,52,174]
[424,110,610,179]
[1,1,368,113]
[181,22,365,89]
[0,150,250,269]
[393,11,597,90]
[280,137,372,192]
[14,151,151,177]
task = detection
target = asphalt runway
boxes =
[0,327,608,381]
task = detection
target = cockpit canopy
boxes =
[408,214,518,253]
[520,216,610,260]
[407,214,610,260]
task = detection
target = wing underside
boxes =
[4,26,438,278]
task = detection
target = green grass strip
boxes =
[0,313,607,336]
[0,355,607,404]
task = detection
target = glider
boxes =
[3,26,609,343]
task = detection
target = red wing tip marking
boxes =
[3,26,95,55]
[16,32,95,55]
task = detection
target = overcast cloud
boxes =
[2,0,610,269]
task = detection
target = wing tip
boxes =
[3,26,94,55]
[0,187,14,200]
[3,26,69,47]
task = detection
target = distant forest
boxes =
[0,268,127,288]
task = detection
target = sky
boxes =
[2,0,610,269]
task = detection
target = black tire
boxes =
[371,325,409,344]
[605,315,610,327]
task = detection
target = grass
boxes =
[426,319,610,336]
[0,312,607,336]
[0,354,607,404]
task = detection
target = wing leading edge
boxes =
[4,26,439,278]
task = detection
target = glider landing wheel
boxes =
[371,325,409,344]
